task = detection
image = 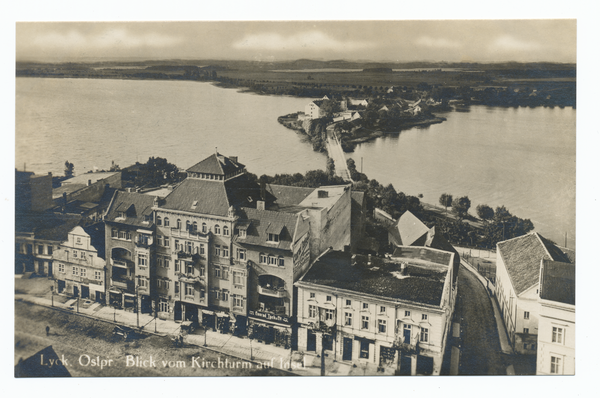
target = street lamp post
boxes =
[136,275,141,329]
[50,285,54,307]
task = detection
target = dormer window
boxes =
[117,211,125,219]
[238,228,246,238]
[267,233,279,243]
[191,200,198,210]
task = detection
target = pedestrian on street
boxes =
[45,325,50,336]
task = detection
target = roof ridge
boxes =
[533,232,556,260]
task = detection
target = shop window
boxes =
[360,340,369,359]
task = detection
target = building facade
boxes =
[536,260,575,375]
[495,232,574,355]
[52,224,106,302]
[296,247,456,375]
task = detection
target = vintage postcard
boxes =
[14,18,576,381]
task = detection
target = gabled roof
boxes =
[497,232,572,296]
[104,191,156,227]
[16,213,83,242]
[539,260,575,305]
[235,208,307,251]
[393,210,430,246]
[186,153,245,176]
[265,184,315,207]
[83,223,106,259]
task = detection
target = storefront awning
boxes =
[216,312,228,318]
[202,310,214,315]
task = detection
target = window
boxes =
[72,266,78,276]
[186,220,191,231]
[404,310,411,317]
[139,278,148,288]
[111,228,118,238]
[346,299,352,306]
[47,246,53,255]
[524,311,530,319]
[185,283,194,296]
[324,309,334,321]
[359,340,369,359]
[267,233,279,243]
[221,267,229,280]
[237,248,246,261]
[73,250,78,258]
[380,306,386,313]
[238,228,246,238]
[345,312,353,326]
[175,260,180,272]
[552,327,564,344]
[220,290,229,302]
[362,303,369,310]
[156,215,162,226]
[215,267,222,278]
[223,225,229,236]
[202,223,207,233]
[233,272,244,286]
[278,256,285,267]
[174,240,181,251]
[118,231,126,239]
[420,328,429,343]
[164,258,170,269]
[326,295,332,302]
[309,305,317,318]
[186,263,194,275]
[176,219,182,229]
[199,266,205,277]
[222,247,229,258]
[215,245,221,257]
[58,264,65,273]
[259,253,267,264]
[361,315,369,330]
[95,271,101,280]
[233,296,244,308]
[38,245,44,254]
[159,300,169,313]
[192,222,198,232]
[310,292,316,299]
[422,314,428,321]
[174,282,180,294]
[378,319,387,333]
[215,225,221,235]
[81,252,86,260]
[199,244,205,255]
[185,241,193,253]
[157,235,163,246]
[523,328,529,334]
[164,237,170,247]
[268,255,277,266]
[138,253,147,267]
[550,356,562,374]
[80,268,86,278]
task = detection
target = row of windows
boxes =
[308,295,428,320]
[156,216,230,236]
[57,264,101,280]
[37,245,54,255]
[111,229,132,241]
[259,253,285,267]
[214,245,229,258]
[157,279,171,290]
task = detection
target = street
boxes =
[455,265,506,375]
[14,300,291,377]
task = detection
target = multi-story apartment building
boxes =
[52,224,106,302]
[495,232,574,355]
[104,191,156,314]
[296,246,456,375]
[536,260,575,375]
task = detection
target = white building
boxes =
[296,246,456,375]
[536,260,575,375]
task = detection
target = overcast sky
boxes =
[16,19,576,63]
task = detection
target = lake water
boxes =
[15,78,576,248]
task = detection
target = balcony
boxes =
[175,250,192,259]
[112,259,133,268]
[112,278,134,292]
[258,303,287,316]
[134,240,151,248]
[258,285,287,298]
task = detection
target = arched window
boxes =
[202,222,207,233]
[223,225,229,236]
[268,255,277,266]
[156,215,162,226]
[177,219,182,229]
[164,217,170,227]
[259,253,267,264]
[193,221,198,232]
[215,225,221,235]
[186,220,191,231]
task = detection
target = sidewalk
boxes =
[459,259,513,355]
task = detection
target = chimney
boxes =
[318,190,328,198]
[257,200,265,211]
[87,179,92,186]
[260,179,266,201]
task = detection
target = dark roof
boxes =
[15,346,71,377]
[235,207,308,251]
[105,191,156,227]
[312,99,326,107]
[265,184,315,207]
[539,260,575,305]
[392,211,430,246]
[351,191,366,205]
[161,174,261,217]
[186,153,245,176]
[16,212,83,242]
[498,232,572,296]
[301,249,451,306]
[84,223,106,259]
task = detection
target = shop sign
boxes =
[249,310,292,324]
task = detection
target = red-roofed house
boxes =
[495,232,573,355]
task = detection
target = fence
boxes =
[461,252,496,284]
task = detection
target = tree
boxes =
[452,196,471,219]
[476,204,494,222]
[439,193,453,213]
[64,161,74,178]
[326,157,336,177]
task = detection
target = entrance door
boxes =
[73,285,79,298]
[57,280,65,293]
[343,337,353,361]
[174,302,182,321]
[307,330,317,352]
[81,285,90,299]
[96,292,105,304]
[403,324,412,343]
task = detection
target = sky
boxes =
[16,19,576,63]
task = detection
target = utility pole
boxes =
[136,275,140,329]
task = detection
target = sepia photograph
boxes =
[11,9,584,385]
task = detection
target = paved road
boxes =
[325,125,352,181]
[455,265,506,375]
[14,300,290,377]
